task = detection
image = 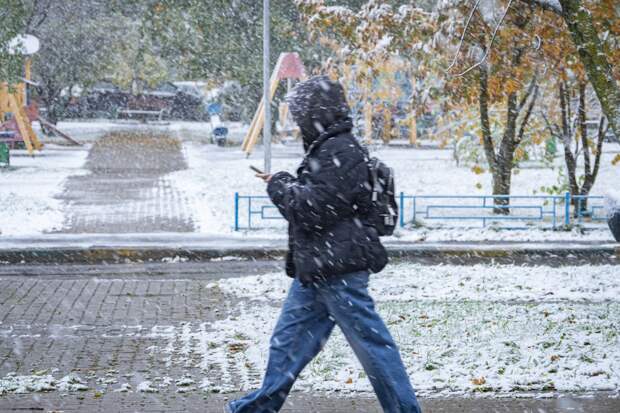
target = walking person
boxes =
[226,76,421,413]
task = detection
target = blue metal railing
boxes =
[234,193,283,231]
[234,192,607,231]
[399,193,606,229]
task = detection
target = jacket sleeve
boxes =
[267,144,366,231]
[266,171,296,220]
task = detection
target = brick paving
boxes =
[0,262,618,412]
[3,391,620,412]
[56,132,194,233]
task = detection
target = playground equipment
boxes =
[241,52,306,156]
[0,34,79,165]
[0,69,43,156]
[1,35,42,158]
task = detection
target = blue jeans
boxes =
[227,271,421,413]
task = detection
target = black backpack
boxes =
[350,138,398,236]
[365,157,398,236]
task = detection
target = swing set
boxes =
[241,52,306,155]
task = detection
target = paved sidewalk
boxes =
[1,262,619,412]
[2,391,619,412]
[56,133,194,233]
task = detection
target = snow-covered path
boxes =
[56,133,195,233]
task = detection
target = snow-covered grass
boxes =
[147,264,620,396]
[215,263,620,303]
[0,144,88,236]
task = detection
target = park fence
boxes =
[233,192,607,231]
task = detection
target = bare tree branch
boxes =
[518,74,538,112]
[453,0,514,77]
[445,0,481,73]
[517,84,539,144]
[479,64,497,169]
[33,4,51,29]
[591,116,608,179]
[25,0,52,32]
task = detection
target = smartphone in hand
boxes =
[249,165,264,174]
[250,165,272,182]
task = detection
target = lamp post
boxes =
[263,0,271,173]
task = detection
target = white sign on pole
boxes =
[8,34,40,55]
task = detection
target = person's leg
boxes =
[318,271,422,413]
[608,209,620,241]
[227,278,335,413]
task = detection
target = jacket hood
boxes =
[286,75,352,150]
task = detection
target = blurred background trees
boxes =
[0,0,617,207]
[296,0,619,212]
[0,1,29,85]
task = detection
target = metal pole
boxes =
[564,191,571,226]
[263,0,272,173]
[399,192,405,228]
[234,192,239,231]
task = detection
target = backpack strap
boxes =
[370,159,380,202]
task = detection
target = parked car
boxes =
[64,81,205,120]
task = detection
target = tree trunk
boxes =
[493,92,519,214]
[574,82,589,215]
[558,81,578,194]
[578,117,608,216]
[492,163,512,214]
[38,84,62,135]
[478,65,535,215]
[478,66,507,213]
[559,0,620,141]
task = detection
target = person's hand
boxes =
[255,173,272,182]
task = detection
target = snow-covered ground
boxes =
[145,263,620,396]
[0,145,89,236]
[2,263,616,397]
[168,139,619,241]
[1,120,618,241]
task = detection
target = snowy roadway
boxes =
[0,260,618,411]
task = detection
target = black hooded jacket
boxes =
[266,76,388,283]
